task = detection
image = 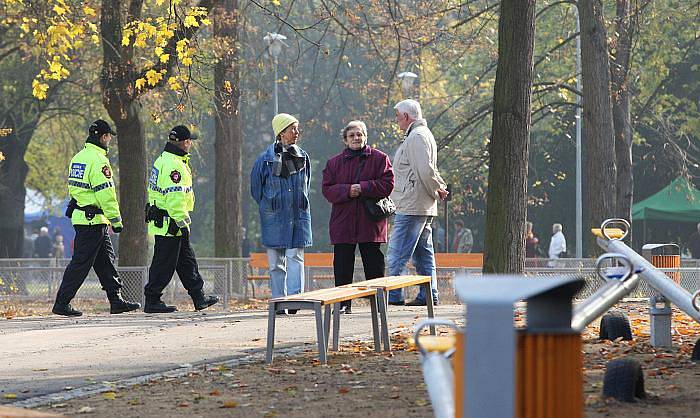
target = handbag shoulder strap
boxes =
[353,156,367,183]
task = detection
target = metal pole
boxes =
[575,7,583,258]
[273,57,279,115]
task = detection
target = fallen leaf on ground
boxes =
[338,387,350,394]
[3,393,17,399]
[222,400,238,408]
[103,392,117,400]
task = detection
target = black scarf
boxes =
[273,142,306,178]
[86,136,108,152]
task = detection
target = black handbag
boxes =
[355,157,396,221]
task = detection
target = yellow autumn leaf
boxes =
[32,79,49,100]
[167,76,181,91]
[84,6,97,17]
[53,5,67,15]
[122,35,130,46]
[135,78,146,90]
[183,15,199,28]
[145,69,162,86]
[91,34,100,44]
[181,56,193,66]
[103,391,116,400]
[155,46,164,56]
[159,53,169,63]
[3,393,17,399]
[134,34,147,48]
[271,0,281,6]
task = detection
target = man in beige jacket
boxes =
[387,99,448,306]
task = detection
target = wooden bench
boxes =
[266,286,384,364]
[247,252,336,298]
[435,253,483,282]
[348,275,436,350]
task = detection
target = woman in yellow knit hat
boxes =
[250,113,312,315]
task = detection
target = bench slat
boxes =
[270,287,377,305]
[350,275,431,291]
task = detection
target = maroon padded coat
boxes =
[322,146,394,244]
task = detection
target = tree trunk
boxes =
[483,0,537,274]
[611,0,634,223]
[213,0,242,260]
[579,0,618,255]
[100,0,148,276]
[0,122,34,257]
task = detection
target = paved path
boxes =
[0,305,464,402]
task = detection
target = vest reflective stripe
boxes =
[93,181,114,192]
[175,216,191,228]
[149,185,193,194]
[68,180,91,189]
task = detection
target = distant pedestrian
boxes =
[386,99,448,307]
[322,120,394,314]
[251,113,312,315]
[525,221,542,258]
[687,223,700,259]
[548,223,567,267]
[33,227,53,258]
[53,235,65,259]
[452,220,473,253]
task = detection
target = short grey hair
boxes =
[393,99,422,120]
[553,223,563,233]
[341,120,368,140]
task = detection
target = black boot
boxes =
[107,291,141,314]
[52,303,83,317]
[144,300,178,313]
[193,294,219,311]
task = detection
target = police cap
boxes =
[169,125,199,141]
[89,119,117,138]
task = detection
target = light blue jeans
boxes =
[267,248,305,298]
[387,214,439,303]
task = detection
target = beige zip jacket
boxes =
[390,119,446,216]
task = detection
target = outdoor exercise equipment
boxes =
[594,218,700,326]
[417,252,639,418]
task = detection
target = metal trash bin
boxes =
[642,243,680,347]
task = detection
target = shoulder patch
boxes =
[101,165,112,179]
[170,170,181,183]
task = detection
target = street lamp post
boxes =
[398,71,418,98]
[574,8,583,258]
[263,32,288,114]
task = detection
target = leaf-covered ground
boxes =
[23,303,699,417]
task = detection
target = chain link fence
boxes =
[2,258,699,309]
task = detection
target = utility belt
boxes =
[65,198,103,220]
[145,203,181,235]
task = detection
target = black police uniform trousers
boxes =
[333,242,385,308]
[55,224,121,305]
[145,234,204,302]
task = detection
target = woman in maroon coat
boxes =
[322,121,394,314]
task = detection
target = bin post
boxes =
[455,276,585,418]
[642,243,679,348]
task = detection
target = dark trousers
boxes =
[55,225,121,305]
[145,235,204,302]
[333,242,385,308]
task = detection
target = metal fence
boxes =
[2,258,699,309]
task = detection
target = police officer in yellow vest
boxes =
[53,120,141,316]
[143,125,218,313]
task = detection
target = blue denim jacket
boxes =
[250,143,312,249]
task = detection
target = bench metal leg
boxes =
[376,289,391,351]
[314,302,327,364]
[266,302,277,364]
[324,304,332,350]
[368,295,381,352]
[332,302,341,351]
[425,282,436,335]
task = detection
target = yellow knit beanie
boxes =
[272,113,299,137]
